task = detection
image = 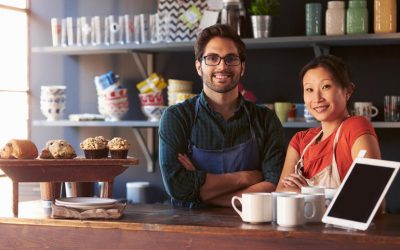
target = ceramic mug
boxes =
[277,195,316,227]
[301,186,325,194]
[271,191,297,222]
[231,193,272,223]
[324,187,338,207]
[353,102,379,120]
[274,102,292,123]
[302,193,326,223]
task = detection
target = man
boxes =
[159,24,285,207]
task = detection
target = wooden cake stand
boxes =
[0,157,139,216]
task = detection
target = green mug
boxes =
[274,102,292,123]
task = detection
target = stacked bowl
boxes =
[167,79,194,106]
[98,87,129,121]
[138,91,167,121]
[40,85,67,121]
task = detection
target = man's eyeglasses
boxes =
[202,54,242,66]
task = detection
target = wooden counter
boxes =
[0,201,399,249]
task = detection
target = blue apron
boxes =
[171,98,261,207]
[189,98,260,174]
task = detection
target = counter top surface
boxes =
[1,201,400,249]
[1,201,400,238]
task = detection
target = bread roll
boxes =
[0,139,39,159]
[39,139,76,159]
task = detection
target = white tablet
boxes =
[322,157,400,231]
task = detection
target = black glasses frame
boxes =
[201,55,242,66]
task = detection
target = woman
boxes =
[276,55,381,192]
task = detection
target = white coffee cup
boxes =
[231,193,272,223]
[271,191,297,222]
[324,187,338,207]
[353,102,379,120]
[302,193,326,223]
[301,186,325,194]
[277,195,316,227]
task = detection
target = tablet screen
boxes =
[326,163,395,223]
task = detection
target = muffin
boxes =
[40,139,76,159]
[107,137,130,159]
[80,136,109,159]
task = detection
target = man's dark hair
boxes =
[194,24,246,62]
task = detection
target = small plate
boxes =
[55,197,117,208]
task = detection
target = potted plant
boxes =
[248,0,280,38]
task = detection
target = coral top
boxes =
[290,116,377,181]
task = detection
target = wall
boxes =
[30,0,400,212]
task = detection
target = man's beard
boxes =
[201,68,241,94]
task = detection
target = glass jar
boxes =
[305,3,322,36]
[346,0,369,34]
[374,0,397,33]
[221,0,241,35]
[326,1,345,35]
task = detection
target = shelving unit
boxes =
[32,33,400,172]
[32,33,400,55]
[32,33,400,78]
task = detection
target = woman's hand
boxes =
[178,153,196,171]
[282,173,309,189]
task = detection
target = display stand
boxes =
[0,157,139,216]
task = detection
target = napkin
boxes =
[51,202,126,220]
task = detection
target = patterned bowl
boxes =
[141,105,167,122]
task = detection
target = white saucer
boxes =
[55,197,117,209]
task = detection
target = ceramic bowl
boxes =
[101,87,128,100]
[102,102,129,121]
[141,105,167,122]
[138,92,164,106]
[40,103,66,121]
[167,79,193,93]
[41,85,66,96]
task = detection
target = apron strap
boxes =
[189,97,256,147]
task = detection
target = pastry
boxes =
[39,139,77,159]
[80,136,109,159]
[107,137,130,159]
[0,139,39,159]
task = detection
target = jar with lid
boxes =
[221,0,242,36]
[326,1,345,35]
[374,0,397,33]
[346,0,369,34]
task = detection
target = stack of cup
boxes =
[40,85,67,121]
[95,71,129,121]
[167,79,194,105]
[138,91,167,121]
[98,87,129,121]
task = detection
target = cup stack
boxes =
[40,85,67,121]
[95,71,129,121]
[167,79,194,105]
[136,73,167,121]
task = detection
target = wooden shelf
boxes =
[31,33,400,55]
[32,120,400,129]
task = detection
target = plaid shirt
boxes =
[159,91,286,205]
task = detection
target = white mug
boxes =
[271,191,297,223]
[354,102,379,120]
[231,193,272,223]
[302,193,326,223]
[301,186,325,194]
[277,195,316,227]
[324,187,338,207]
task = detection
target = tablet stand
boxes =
[324,222,375,232]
